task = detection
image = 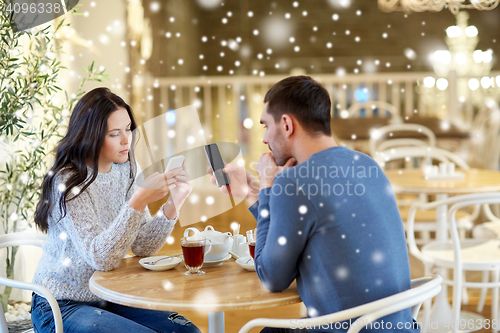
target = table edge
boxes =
[89,274,301,312]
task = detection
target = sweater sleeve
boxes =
[249,177,318,292]
[129,204,177,257]
[63,188,146,271]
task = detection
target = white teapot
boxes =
[184,226,233,261]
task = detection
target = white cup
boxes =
[439,162,447,175]
[432,165,439,176]
[232,235,245,253]
[239,241,250,257]
[447,162,456,175]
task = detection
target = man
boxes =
[211,76,418,332]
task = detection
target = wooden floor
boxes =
[146,201,497,333]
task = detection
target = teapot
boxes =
[184,226,233,261]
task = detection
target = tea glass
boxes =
[180,237,212,275]
[246,229,257,259]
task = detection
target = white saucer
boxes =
[236,257,255,271]
[139,256,182,271]
[203,253,232,267]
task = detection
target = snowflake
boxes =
[336,266,349,280]
[372,250,384,264]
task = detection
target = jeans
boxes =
[31,293,201,333]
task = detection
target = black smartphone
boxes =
[204,143,230,187]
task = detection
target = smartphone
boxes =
[165,155,185,173]
[204,144,230,187]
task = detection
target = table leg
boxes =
[209,311,225,333]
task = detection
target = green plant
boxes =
[0,2,107,312]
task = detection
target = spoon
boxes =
[143,254,182,265]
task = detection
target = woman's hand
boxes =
[163,163,193,218]
[128,169,179,212]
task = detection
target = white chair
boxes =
[346,101,401,122]
[374,146,475,246]
[471,205,500,314]
[374,146,469,171]
[0,233,63,333]
[369,123,436,157]
[238,275,442,333]
[469,101,500,171]
[407,193,500,333]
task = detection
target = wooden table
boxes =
[385,168,500,332]
[89,253,301,333]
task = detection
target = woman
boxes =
[31,87,200,333]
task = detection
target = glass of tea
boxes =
[180,236,212,275]
[246,229,257,259]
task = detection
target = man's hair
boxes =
[264,75,332,136]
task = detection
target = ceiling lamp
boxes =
[378,0,499,14]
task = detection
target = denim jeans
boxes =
[31,293,201,333]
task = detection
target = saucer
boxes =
[236,257,255,271]
[139,256,182,271]
[203,253,232,267]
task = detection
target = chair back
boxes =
[369,123,436,156]
[0,233,63,333]
[374,146,469,170]
[347,101,400,120]
[406,193,500,333]
[238,275,442,333]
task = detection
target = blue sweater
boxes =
[249,146,418,332]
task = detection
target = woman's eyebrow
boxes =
[108,122,132,132]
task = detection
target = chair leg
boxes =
[477,271,490,313]
[452,267,463,333]
[421,263,432,333]
[462,271,469,305]
[492,269,499,333]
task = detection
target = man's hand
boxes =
[256,153,297,189]
[208,163,260,205]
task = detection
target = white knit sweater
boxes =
[32,161,176,302]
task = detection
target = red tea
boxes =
[249,242,256,259]
[182,244,205,268]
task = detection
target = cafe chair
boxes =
[469,102,500,171]
[374,146,475,245]
[346,101,401,123]
[0,233,63,333]
[238,275,442,333]
[471,205,500,314]
[407,193,500,333]
[369,123,436,157]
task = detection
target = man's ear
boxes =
[281,114,295,138]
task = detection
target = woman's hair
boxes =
[34,87,138,232]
